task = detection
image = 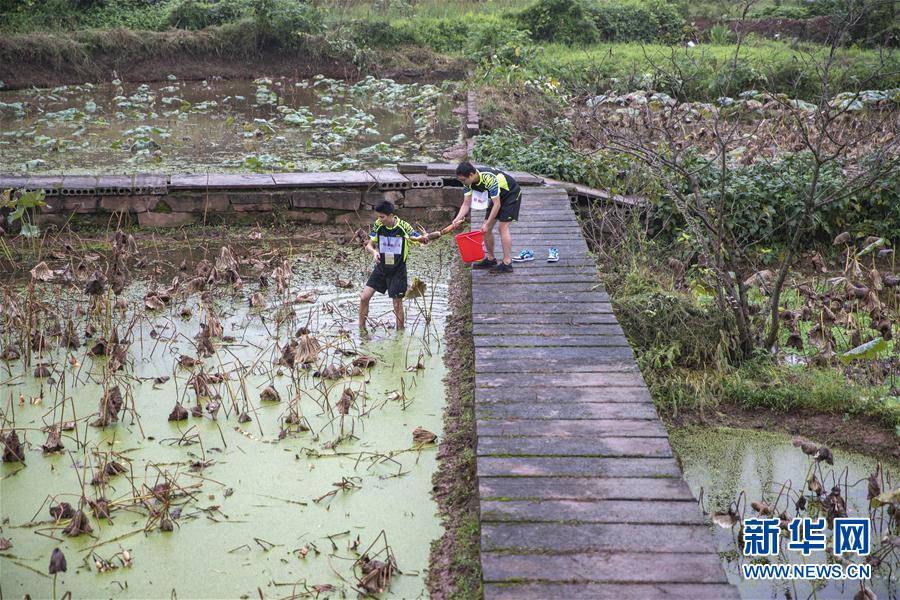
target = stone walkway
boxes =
[471,185,738,599]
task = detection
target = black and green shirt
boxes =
[369,217,416,267]
[463,167,520,203]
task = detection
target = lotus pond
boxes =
[0,229,454,598]
[0,76,460,174]
[670,426,900,599]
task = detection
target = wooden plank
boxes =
[473,323,620,335]
[482,551,728,584]
[477,475,692,497]
[475,387,651,404]
[477,436,673,458]
[481,499,706,525]
[476,372,646,388]
[475,361,640,374]
[475,346,634,363]
[476,456,681,478]
[476,418,667,437]
[482,523,717,553]
[471,274,600,285]
[473,291,610,304]
[473,302,614,315]
[476,402,657,420]
[472,314,620,326]
[271,171,374,187]
[473,335,630,348]
[484,582,740,600]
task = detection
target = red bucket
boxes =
[455,230,485,263]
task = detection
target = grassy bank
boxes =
[589,237,900,437]
[1,0,896,99]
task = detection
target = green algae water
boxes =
[670,426,899,599]
[0,237,454,598]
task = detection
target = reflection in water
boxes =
[670,426,899,599]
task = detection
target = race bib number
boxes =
[379,236,403,265]
[471,190,489,210]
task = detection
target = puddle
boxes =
[0,236,455,598]
[0,75,460,174]
[670,426,899,599]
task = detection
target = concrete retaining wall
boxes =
[0,168,488,229]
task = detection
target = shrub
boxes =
[806,0,898,46]
[348,18,417,48]
[590,0,684,43]
[166,0,252,30]
[750,4,811,19]
[364,15,532,65]
[252,0,322,48]
[651,151,900,246]
[517,0,600,45]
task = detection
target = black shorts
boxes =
[484,187,521,223]
[366,262,408,298]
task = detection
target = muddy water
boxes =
[670,426,899,599]
[0,75,459,174]
[0,239,454,598]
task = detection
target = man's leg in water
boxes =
[359,286,376,331]
[393,297,405,330]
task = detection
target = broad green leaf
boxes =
[19,222,40,238]
[840,338,888,363]
[871,487,900,507]
[857,237,886,257]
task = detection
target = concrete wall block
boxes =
[166,193,231,213]
[403,188,445,208]
[442,187,464,207]
[363,190,403,208]
[290,189,361,211]
[282,210,330,224]
[41,196,98,213]
[425,207,457,221]
[137,212,197,228]
[335,212,365,225]
[33,214,71,228]
[100,195,159,213]
[228,191,290,207]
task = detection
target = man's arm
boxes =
[365,237,380,262]
[453,191,472,225]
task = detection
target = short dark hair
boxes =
[374,200,395,215]
[456,161,477,177]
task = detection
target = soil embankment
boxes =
[428,262,482,600]
[668,404,900,459]
[0,30,467,89]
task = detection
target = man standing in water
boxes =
[359,200,429,332]
[452,162,521,274]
